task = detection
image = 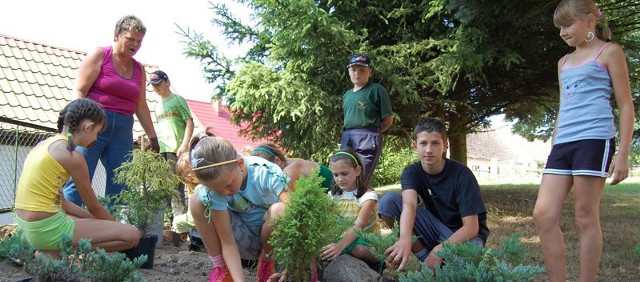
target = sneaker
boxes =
[257,253,275,282]
[208,265,232,282]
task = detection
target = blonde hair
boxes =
[114,15,146,35]
[553,0,611,41]
[175,153,198,196]
[251,142,287,163]
[188,135,239,183]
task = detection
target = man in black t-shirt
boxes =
[379,118,489,272]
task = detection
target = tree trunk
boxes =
[448,132,467,165]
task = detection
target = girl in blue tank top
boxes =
[533,1,634,282]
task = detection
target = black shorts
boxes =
[543,138,615,177]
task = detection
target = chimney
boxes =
[211,99,221,117]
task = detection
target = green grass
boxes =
[375,182,640,281]
[483,182,640,281]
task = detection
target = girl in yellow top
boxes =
[321,149,379,265]
[14,98,139,257]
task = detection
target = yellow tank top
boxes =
[15,135,69,213]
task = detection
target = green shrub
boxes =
[0,231,146,281]
[28,236,85,281]
[356,223,420,279]
[371,136,415,187]
[84,247,147,282]
[269,169,339,281]
[0,229,35,264]
[399,233,544,282]
[113,149,179,237]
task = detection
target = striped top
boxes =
[331,190,379,234]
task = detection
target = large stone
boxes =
[322,255,380,282]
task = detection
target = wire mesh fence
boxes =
[0,121,106,212]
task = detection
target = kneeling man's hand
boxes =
[384,239,413,271]
[425,244,444,273]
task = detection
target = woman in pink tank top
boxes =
[63,15,159,207]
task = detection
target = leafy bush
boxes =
[269,169,339,281]
[0,229,35,264]
[84,247,147,282]
[371,136,415,187]
[113,149,179,237]
[399,233,544,282]
[28,236,85,281]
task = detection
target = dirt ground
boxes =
[0,226,258,282]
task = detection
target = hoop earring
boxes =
[585,31,595,42]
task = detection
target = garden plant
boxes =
[269,169,340,281]
[112,149,179,237]
[0,229,146,281]
[398,233,543,282]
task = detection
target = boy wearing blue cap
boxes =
[341,54,393,183]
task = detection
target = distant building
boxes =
[466,123,551,184]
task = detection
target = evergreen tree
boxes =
[180,0,640,162]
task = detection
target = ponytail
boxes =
[595,9,612,41]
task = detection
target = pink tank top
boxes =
[86,46,142,115]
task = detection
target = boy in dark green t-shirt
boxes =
[340,54,393,183]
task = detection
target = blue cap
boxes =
[347,54,371,68]
[150,70,168,85]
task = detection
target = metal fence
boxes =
[0,120,106,212]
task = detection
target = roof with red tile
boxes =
[0,33,159,134]
[0,33,268,152]
[185,99,267,152]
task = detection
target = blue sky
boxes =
[1,0,249,101]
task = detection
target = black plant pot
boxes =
[122,235,158,269]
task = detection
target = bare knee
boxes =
[574,209,599,231]
[532,206,556,230]
[264,202,286,222]
[350,245,370,258]
[123,225,141,249]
